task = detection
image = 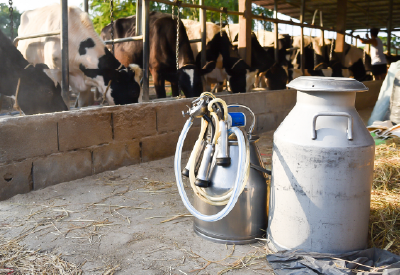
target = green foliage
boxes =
[379,36,400,55]
[91,0,136,34]
[251,3,273,31]
[90,0,273,34]
[0,3,21,39]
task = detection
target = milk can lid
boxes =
[287,76,368,92]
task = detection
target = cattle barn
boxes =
[0,0,399,273]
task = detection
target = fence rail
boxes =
[13,30,61,46]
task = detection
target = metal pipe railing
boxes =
[13,30,61,46]
[104,35,143,44]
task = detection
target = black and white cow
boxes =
[17,4,142,107]
[289,36,372,81]
[101,12,215,98]
[0,29,67,115]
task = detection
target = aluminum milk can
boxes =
[193,137,268,244]
[267,76,375,253]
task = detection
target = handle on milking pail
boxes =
[311,112,353,140]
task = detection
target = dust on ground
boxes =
[0,131,275,275]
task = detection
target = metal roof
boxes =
[252,0,400,32]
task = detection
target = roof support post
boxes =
[238,0,252,66]
[136,0,142,36]
[335,0,347,63]
[300,0,305,74]
[142,0,150,102]
[200,0,206,67]
[61,0,70,107]
[387,0,393,56]
[274,0,279,63]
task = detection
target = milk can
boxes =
[267,76,375,253]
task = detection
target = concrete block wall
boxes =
[0,89,297,200]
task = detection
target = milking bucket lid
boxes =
[287,76,368,92]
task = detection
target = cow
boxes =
[182,19,226,92]
[0,29,67,115]
[289,36,372,81]
[101,12,215,99]
[192,29,259,93]
[17,4,142,107]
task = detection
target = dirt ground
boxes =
[0,107,373,274]
[0,130,275,275]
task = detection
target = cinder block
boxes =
[0,160,32,201]
[264,90,296,113]
[256,113,278,133]
[92,140,141,174]
[155,100,188,133]
[58,111,112,151]
[33,150,92,190]
[0,115,58,163]
[141,132,180,162]
[113,104,157,141]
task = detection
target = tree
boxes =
[90,0,273,34]
[0,3,21,39]
[379,36,400,55]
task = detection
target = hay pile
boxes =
[0,236,82,274]
[369,137,400,255]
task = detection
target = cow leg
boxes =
[170,82,180,97]
[152,71,167,98]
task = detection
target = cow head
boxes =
[79,59,142,105]
[21,64,68,115]
[225,58,258,93]
[176,62,216,97]
[264,63,288,90]
[105,64,142,105]
[78,44,142,105]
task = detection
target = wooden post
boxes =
[142,0,149,102]
[238,0,252,66]
[300,0,305,74]
[200,0,206,67]
[387,0,393,56]
[274,0,279,63]
[335,0,347,62]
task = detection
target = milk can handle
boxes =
[312,112,353,140]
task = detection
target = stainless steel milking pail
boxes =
[267,76,375,253]
[193,136,268,244]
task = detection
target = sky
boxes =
[3,0,83,12]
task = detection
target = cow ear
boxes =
[43,69,62,87]
[200,61,216,76]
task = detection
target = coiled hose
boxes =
[174,118,250,222]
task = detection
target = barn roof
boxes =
[252,0,400,33]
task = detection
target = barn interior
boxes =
[0,0,399,274]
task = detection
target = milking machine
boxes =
[174,92,269,244]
